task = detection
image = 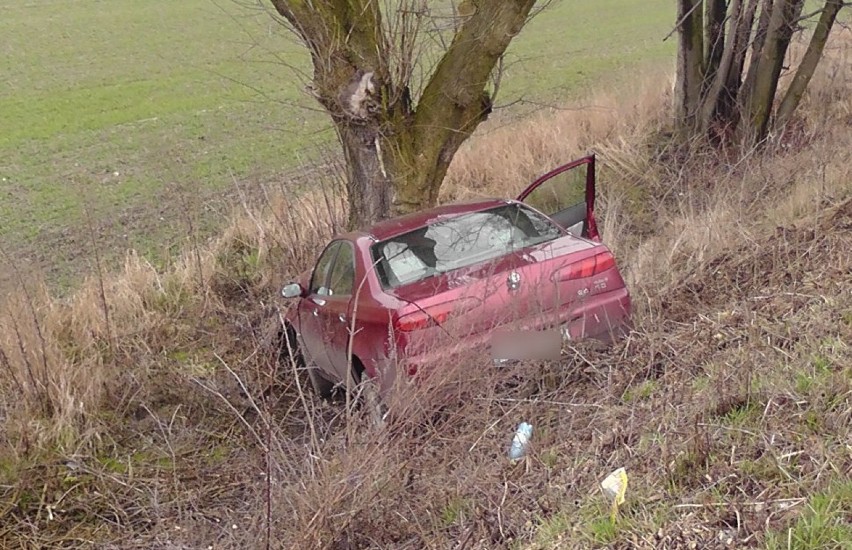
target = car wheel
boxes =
[306,361,335,399]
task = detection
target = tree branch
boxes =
[394,0,537,209]
[776,0,844,126]
[413,0,536,132]
[664,0,704,42]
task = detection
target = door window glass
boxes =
[327,242,355,296]
[522,164,587,217]
[310,242,340,295]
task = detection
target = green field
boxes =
[0,0,674,287]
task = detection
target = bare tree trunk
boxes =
[699,0,744,133]
[389,0,528,215]
[270,0,536,229]
[389,91,493,215]
[337,123,393,229]
[776,0,844,127]
[741,0,776,103]
[703,0,728,94]
[674,0,844,147]
[741,0,805,142]
[717,0,760,121]
[674,0,706,134]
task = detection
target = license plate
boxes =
[490,329,561,362]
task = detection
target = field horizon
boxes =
[0,0,674,293]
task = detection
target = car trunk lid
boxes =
[388,234,620,351]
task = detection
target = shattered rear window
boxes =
[372,203,561,289]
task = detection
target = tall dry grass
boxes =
[0,176,346,459]
[0,30,850,548]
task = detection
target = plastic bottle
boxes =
[509,422,533,461]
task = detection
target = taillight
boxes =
[395,298,478,332]
[553,251,615,281]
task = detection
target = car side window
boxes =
[310,242,340,296]
[522,164,587,217]
[521,163,589,235]
[327,242,355,296]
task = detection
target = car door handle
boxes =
[338,314,347,324]
[311,297,326,306]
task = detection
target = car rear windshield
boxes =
[372,203,563,289]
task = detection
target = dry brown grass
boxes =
[1,33,850,549]
[442,66,672,204]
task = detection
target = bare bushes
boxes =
[210,179,346,304]
[0,284,95,454]
[222,348,619,549]
[0,253,200,456]
[0,154,352,455]
[623,70,851,314]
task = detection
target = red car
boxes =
[280,155,631,399]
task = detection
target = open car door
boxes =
[516,154,599,240]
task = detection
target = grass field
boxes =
[0,0,674,289]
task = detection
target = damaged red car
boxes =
[280,154,631,399]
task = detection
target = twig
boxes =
[664,1,703,42]
[191,372,268,452]
[476,396,604,408]
[467,402,521,453]
[674,497,806,509]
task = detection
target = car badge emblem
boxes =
[507,271,521,290]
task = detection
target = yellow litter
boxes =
[600,467,628,522]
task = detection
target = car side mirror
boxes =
[281,283,304,299]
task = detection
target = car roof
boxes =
[365,198,512,241]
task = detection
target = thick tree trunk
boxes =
[331,73,492,228]
[741,0,805,142]
[337,123,393,229]
[776,0,844,127]
[674,0,706,134]
[270,0,536,229]
[391,92,493,215]
[393,0,531,216]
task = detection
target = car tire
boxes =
[353,362,388,428]
[306,361,335,399]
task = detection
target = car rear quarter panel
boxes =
[389,238,629,361]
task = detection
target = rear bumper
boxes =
[399,286,631,373]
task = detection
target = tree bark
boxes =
[674,0,707,134]
[673,0,842,147]
[703,0,728,94]
[741,0,805,142]
[717,0,760,121]
[741,0,776,103]
[699,0,743,133]
[393,0,534,214]
[337,123,394,229]
[270,0,536,229]
[775,0,844,127]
